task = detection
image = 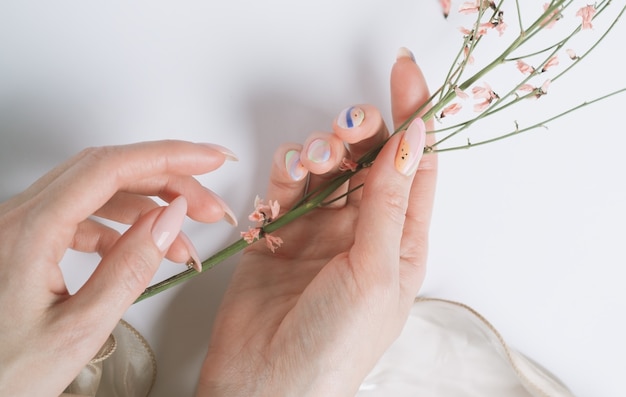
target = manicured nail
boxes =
[152,196,188,252]
[206,189,238,227]
[337,106,365,129]
[285,149,308,181]
[395,118,426,176]
[202,143,238,161]
[306,139,331,163]
[397,47,416,63]
[179,232,202,272]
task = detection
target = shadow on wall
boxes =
[0,91,99,201]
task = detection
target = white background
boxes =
[1,1,625,396]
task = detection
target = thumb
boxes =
[70,196,188,323]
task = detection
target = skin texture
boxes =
[0,53,437,396]
[0,141,233,396]
[197,55,438,396]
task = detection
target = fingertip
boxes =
[203,188,238,226]
[200,143,239,162]
[271,143,308,183]
[332,104,385,145]
[266,143,309,210]
[151,196,188,252]
[391,47,431,129]
[179,231,203,272]
[301,132,346,175]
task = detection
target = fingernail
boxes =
[397,47,416,63]
[395,118,426,176]
[306,139,331,163]
[337,106,365,129]
[206,189,238,227]
[179,232,202,272]
[285,150,308,181]
[152,196,188,252]
[202,143,238,161]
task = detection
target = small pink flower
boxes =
[241,227,261,244]
[463,46,475,64]
[566,48,578,60]
[577,5,596,30]
[541,56,559,72]
[473,100,491,112]
[472,82,498,112]
[440,103,463,118]
[454,86,469,99]
[540,3,561,28]
[494,20,507,36]
[472,82,497,101]
[516,60,534,75]
[517,80,551,99]
[248,195,280,223]
[459,26,487,38]
[339,157,358,172]
[265,234,284,253]
[440,0,451,18]
[459,1,480,14]
[517,84,535,93]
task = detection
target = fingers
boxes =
[22,140,235,263]
[350,119,426,289]
[265,106,389,211]
[391,48,439,302]
[68,196,188,328]
[332,104,389,162]
[34,140,233,226]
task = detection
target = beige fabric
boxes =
[62,298,574,396]
[61,319,156,397]
[358,298,574,396]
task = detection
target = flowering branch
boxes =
[135,0,626,304]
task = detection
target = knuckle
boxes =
[379,190,408,225]
[115,249,157,294]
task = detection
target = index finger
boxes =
[28,140,235,241]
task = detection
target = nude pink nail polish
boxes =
[151,196,188,252]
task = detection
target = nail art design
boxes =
[307,139,331,163]
[397,47,416,63]
[395,118,426,176]
[337,106,365,129]
[285,150,308,181]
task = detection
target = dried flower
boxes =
[459,1,480,14]
[454,86,469,99]
[577,5,596,29]
[566,48,578,60]
[339,157,359,172]
[516,60,535,75]
[265,234,284,253]
[241,227,261,244]
[440,0,451,18]
[541,56,559,72]
[541,3,562,28]
[440,103,463,118]
[249,195,280,223]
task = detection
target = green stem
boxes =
[133,1,626,304]
[433,87,626,153]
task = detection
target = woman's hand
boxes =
[0,140,236,396]
[197,50,438,396]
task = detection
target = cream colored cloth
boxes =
[61,298,573,396]
[358,298,574,396]
[61,319,156,397]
